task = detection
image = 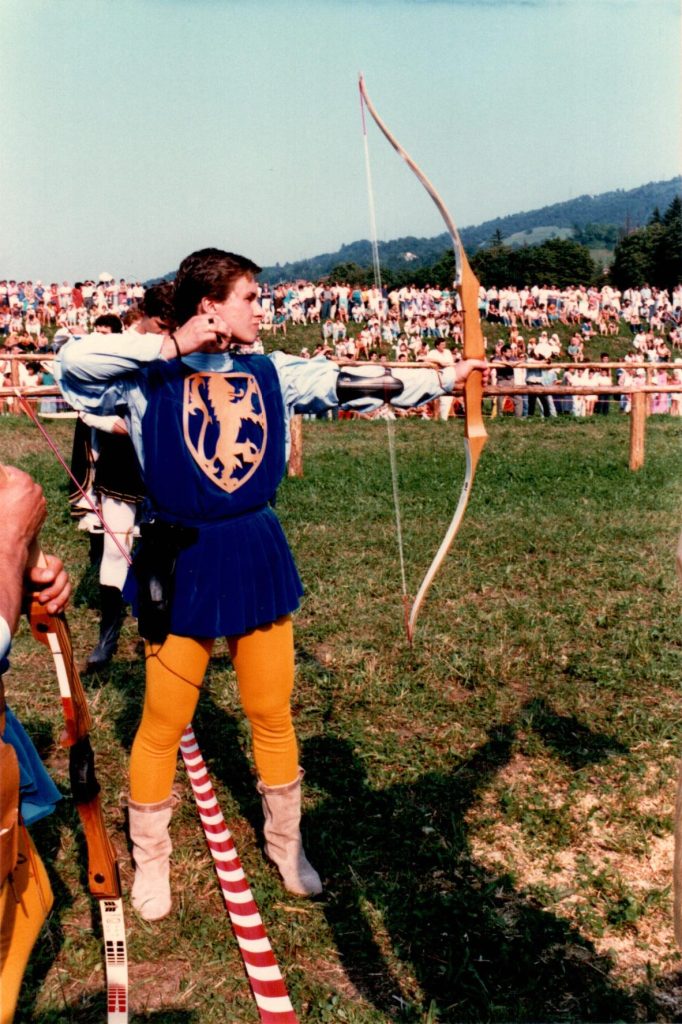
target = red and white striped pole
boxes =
[180,726,299,1024]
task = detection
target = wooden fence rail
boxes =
[2,375,677,475]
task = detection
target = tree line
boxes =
[328,198,682,292]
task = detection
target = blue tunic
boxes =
[55,331,456,638]
[127,353,304,637]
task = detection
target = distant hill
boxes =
[147,177,681,286]
[257,177,681,284]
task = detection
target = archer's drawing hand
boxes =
[161,314,232,359]
[27,555,72,615]
[454,358,490,388]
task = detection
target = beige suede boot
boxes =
[128,795,175,921]
[257,769,322,897]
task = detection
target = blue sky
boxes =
[1,0,679,282]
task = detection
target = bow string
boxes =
[358,74,488,642]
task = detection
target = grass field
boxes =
[3,379,682,1021]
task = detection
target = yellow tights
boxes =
[0,827,53,1024]
[129,615,298,803]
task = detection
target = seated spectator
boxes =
[567,332,584,361]
[355,328,371,360]
[271,312,287,336]
[322,319,334,342]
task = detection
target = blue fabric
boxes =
[140,353,287,522]
[55,336,453,637]
[125,353,303,637]
[167,505,302,637]
[2,708,62,826]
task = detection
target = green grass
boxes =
[3,402,682,1022]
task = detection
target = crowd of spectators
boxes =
[0,277,146,404]
[0,277,145,343]
[281,281,682,419]
[2,276,680,351]
[2,274,681,418]
[259,280,682,349]
[480,282,682,336]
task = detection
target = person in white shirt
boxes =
[430,339,456,420]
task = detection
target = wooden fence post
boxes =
[288,414,303,477]
[629,391,646,471]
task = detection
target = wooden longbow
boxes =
[358,75,488,642]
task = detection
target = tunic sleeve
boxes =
[268,352,339,415]
[55,332,163,469]
[269,351,456,415]
[54,332,163,413]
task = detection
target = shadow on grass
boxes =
[521,697,628,770]
[99,652,644,1021]
[301,709,647,1023]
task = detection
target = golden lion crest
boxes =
[183,372,267,493]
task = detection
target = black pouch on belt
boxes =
[133,520,198,644]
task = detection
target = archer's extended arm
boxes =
[335,366,405,404]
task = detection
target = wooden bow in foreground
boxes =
[26,599,128,1020]
[0,464,128,1023]
[358,75,488,642]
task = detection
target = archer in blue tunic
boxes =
[131,349,303,638]
[55,247,487,921]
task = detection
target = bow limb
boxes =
[26,599,120,895]
[358,75,488,642]
[26,573,129,1023]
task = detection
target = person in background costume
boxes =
[0,467,71,1023]
[55,248,488,920]
[68,287,174,672]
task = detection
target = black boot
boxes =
[88,531,104,567]
[84,585,125,673]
